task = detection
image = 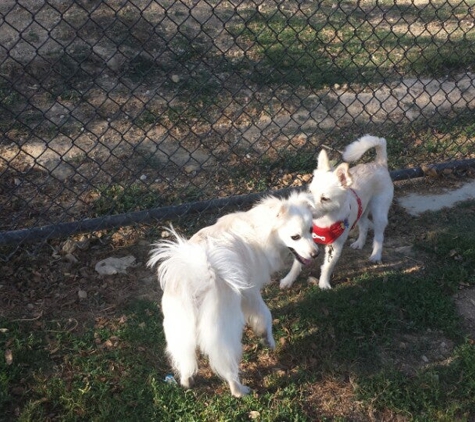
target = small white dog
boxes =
[280,135,394,290]
[148,193,319,397]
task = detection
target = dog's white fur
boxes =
[148,193,318,397]
[280,135,394,290]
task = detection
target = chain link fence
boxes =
[1,0,475,260]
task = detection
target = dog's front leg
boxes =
[279,259,302,289]
[242,290,276,349]
[317,239,345,290]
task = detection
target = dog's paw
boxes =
[369,254,382,264]
[350,240,364,250]
[310,276,332,290]
[230,382,251,398]
[266,336,276,350]
[180,376,194,389]
[279,277,294,289]
[260,333,276,350]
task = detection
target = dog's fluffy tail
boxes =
[148,226,250,295]
[148,227,209,295]
[342,135,388,167]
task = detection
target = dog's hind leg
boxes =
[162,293,198,388]
[350,209,371,251]
[242,289,276,349]
[199,285,250,397]
[368,196,391,263]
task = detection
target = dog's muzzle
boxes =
[288,247,319,266]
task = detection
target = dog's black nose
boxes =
[311,249,319,258]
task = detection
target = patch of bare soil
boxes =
[0,227,161,323]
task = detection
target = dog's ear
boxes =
[317,149,331,171]
[276,201,290,219]
[335,163,353,188]
[298,193,326,219]
[299,192,316,210]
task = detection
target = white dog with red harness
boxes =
[280,135,394,290]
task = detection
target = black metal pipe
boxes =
[390,158,475,181]
[0,186,300,245]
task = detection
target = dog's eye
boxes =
[291,234,301,241]
[321,196,329,202]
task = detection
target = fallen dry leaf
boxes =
[249,410,260,419]
[5,349,13,365]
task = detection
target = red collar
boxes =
[312,220,349,244]
[312,189,363,245]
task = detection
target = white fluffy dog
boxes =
[148,193,319,397]
[280,135,394,290]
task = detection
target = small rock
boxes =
[184,164,198,174]
[95,256,136,275]
[61,239,77,254]
[395,245,413,255]
[421,355,429,363]
[140,276,156,284]
[64,253,78,264]
[78,290,87,299]
[140,174,147,181]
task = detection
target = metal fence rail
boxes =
[1,0,475,260]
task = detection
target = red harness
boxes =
[312,189,363,245]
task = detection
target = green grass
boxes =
[2,200,475,420]
[231,0,475,89]
[93,183,161,216]
[92,181,207,216]
[357,344,475,421]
